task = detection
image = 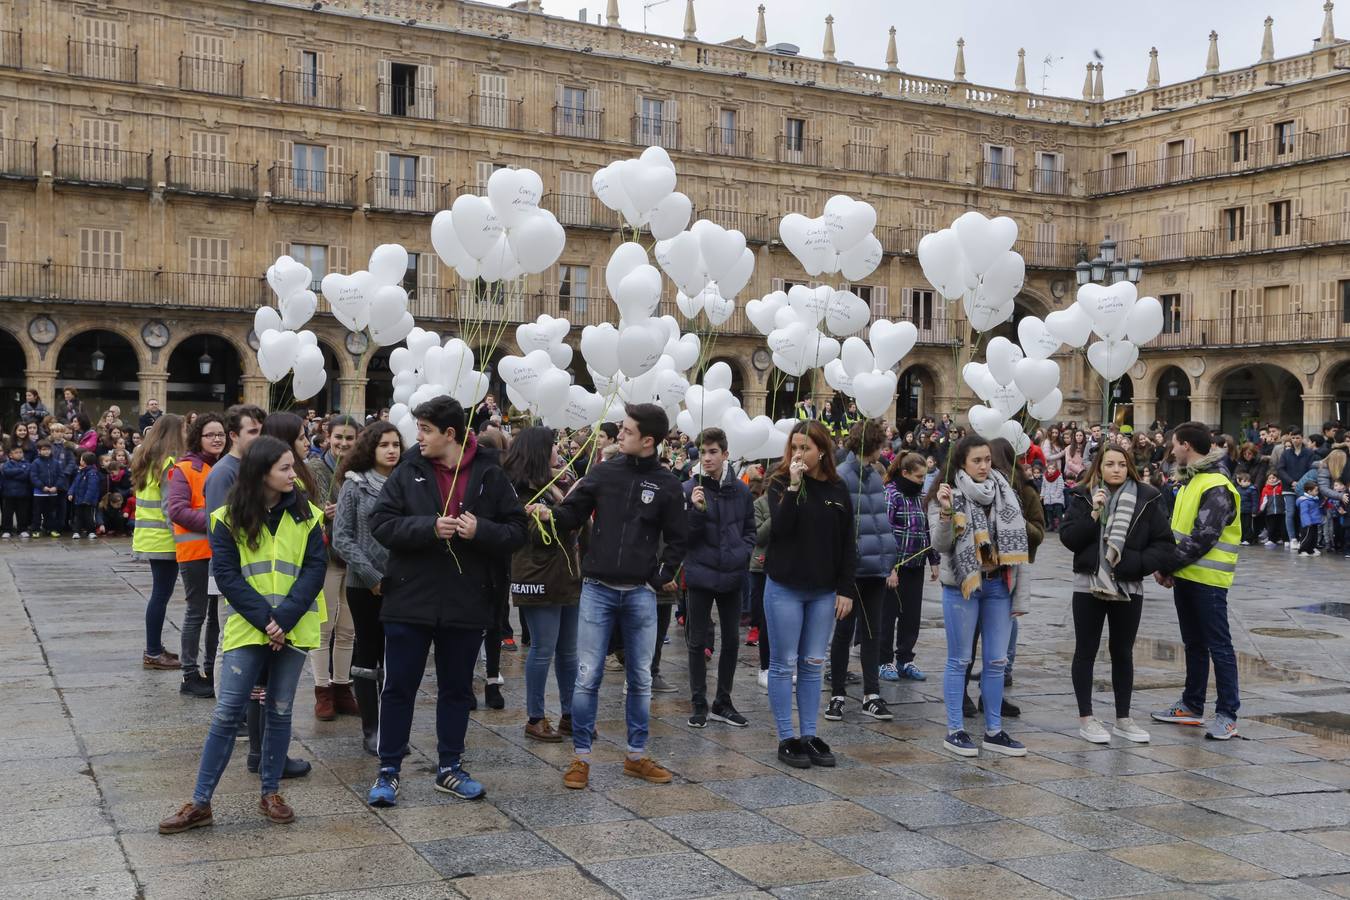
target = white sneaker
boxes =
[1078,717,1110,744]
[757,669,769,692]
[19,531,29,539]
[1287,542,1296,550]
[1113,717,1150,743]
[1,532,9,539]
[1311,549,1321,557]
[71,533,82,540]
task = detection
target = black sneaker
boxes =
[962,693,976,718]
[688,711,707,729]
[824,697,846,721]
[976,695,1021,718]
[803,735,835,767]
[484,682,504,710]
[982,730,1027,757]
[180,672,214,699]
[710,705,748,727]
[777,737,811,769]
[861,696,893,721]
[845,671,862,685]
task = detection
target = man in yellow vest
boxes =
[1150,422,1242,741]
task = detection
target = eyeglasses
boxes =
[201,431,226,440]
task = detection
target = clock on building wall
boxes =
[247,330,261,351]
[141,321,170,349]
[27,315,57,345]
[346,331,370,355]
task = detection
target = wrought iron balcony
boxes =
[53,144,153,190]
[279,68,342,109]
[366,175,439,214]
[1118,214,1343,263]
[696,208,769,244]
[378,80,435,119]
[164,155,257,199]
[179,55,243,96]
[0,138,37,180]
[706,125,753,159]
[0,262,270,311]
[267,164,356,208]
[67,38,137,83]
[541,193,620,230]
[553,106,604,140]
[776,135,821,166]
[471,94,524,130]
[904,150,950,182]
[1014,240,1080,269]
[979,161,1016,190]
[875,225,921,256]
[844,142,887,173]
[1145,312,1350,350]
[632,115,680,150]
[1031,167,1068,196]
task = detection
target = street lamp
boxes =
[91,349,106,373]
[198,352,213,376]
[1076,235,1143,288]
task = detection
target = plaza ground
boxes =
[3,537,1350,899]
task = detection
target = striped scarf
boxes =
[1091,480,1137,602]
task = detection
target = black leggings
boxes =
[880,566,924,667]
[347,586,384,673]
[750,571,770,670]
[1070,591,1143,719]
[830,576,885,696]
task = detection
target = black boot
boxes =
[485,682,504,710]
[354,676,380,758]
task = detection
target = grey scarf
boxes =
[950,469,1030,599]
[1091,480,1137,602]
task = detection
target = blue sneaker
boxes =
[434,763,485,800]
[367,767,399,807]
[943,730,978,757]
[982,730,1027,757]
[899,663,927,681]
[879,663,900,682]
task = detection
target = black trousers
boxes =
[1263,512,1285,543]
[0,496,29,533]
[379,621,481,771]
[749,571,770,670]
[1299,523,1320,554]
[880,566,924,667]
[830,576,884,696]
[1070,591,1143,718]
[650,604,673,676]
[685,586,742,712]
[484,586,510,678]
[1240,513,1255,544]
[347,586,384,673]
[73,503,97,534]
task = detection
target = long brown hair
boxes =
[886,451,926,484]
[131,413,186,492]
[226,436,312,550]
[335,421,402,482]
[1080,444,1141,490]
[771,420,839,484]
[260,412,319,497]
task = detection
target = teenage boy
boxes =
[366,396,526,807]
[530,403,688,791]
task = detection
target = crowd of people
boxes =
[4,383,1341,832]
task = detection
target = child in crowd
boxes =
[1296,482,1323,557]
[1328,480,1349,555]
[1235,472,1258,545]
[100,491,130,536]
[105,449,133,499]
[1,445,31,538]
[29,440,64,536]
[1039,461,1065,532]
[67,451,104,539]
[921,455,939,495]
[1259,472,1285,547]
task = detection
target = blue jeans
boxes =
[942,578,1012,734]
[1284,501,1299,547]
[763,577,836,741]
[570,580,656,755]
[521,605,579,721]
[1173,579,1241,719]
[145,558,179,656]
[191,642,307,804]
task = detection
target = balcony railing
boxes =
[279,68,342,109]
[0,138,37,180]
[53,144,152,189]
[0,262,270,311]
[471,95,523,130]
[1014,240,1079,269]
[705,125,753,159]
[366,175,439,214]
[541,193,620,230]
[1031,167,1068,196]
[553,106,604,140]
[844,143,887,173]
[632,115,680,150]
[267,165,356,208]
[696,208,769,244]
[378,80,435,119]
[164,155,257,199]
[67,38,137,83]
[979,161,1016,190]
[1118,213,1350,263]
[178,55,243,96]
[905,151,950,182]
[776,135,821,166]
[1146,312,1350,351]
[876,225,922,256]
[0,29,22,70]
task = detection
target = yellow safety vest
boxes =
[132,456,176,560]
[1170,471,1241,588]
[210,503,328,652]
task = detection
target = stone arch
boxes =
[897,362,939,423]
[1324,359,1350,426]
[162,324,256,380]
[0,323,32,425]
[54,327,146,418]
[49,321,151,374]
[0,320,42,372]
[1313,355,1350,397]
[706,355,748,398]
[1153,364,1192,428]
[165,333,247,412]
[1203,360,1303,436]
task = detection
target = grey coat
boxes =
[839,452,898,579]
[331,470,390,589]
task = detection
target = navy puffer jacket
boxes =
[839,452,898,579]
[682,467,756,592]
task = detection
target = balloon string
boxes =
[440,463,464,574]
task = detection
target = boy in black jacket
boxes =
[531,403,688,791]
[365,396,526,808]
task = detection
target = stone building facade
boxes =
[0,0,1347,435]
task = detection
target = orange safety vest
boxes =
[171,458,213,562]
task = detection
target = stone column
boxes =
[337,377,367,417]
[24,367,57,407]
[241,375,270,409]
[1131,395,1158,432]
[1189,393,1220,428]
[741,389,768,418]
[138,371,170,415]
[1303,393,1333,433]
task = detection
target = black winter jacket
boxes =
[550,452,687,589]
[1059,481,1176,583]
[370,445,527,629]
[682,468,755,592]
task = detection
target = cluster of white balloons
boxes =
[962,334,1064,453]
[779,195,882,281]
[256,255,326,401]
[385,331,492,446]
[674,363,788,462]
[822,319,922,419]
[658,222,755,325]
[320,244,416,347]
[432,167,566,282]
[918,211,1026,332]
[592,147,692,239]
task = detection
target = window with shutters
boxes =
[1275,120,1297,156]
[1107,150,1129,191]
[185,33,234,94]
[380,62,432,118]
[1222,206,1246,242]
[559,264,590,314]
[301,51,319,96]
[910,289,935,330]
[77,118,121,180]
[1159,293,1183,334]
[389,153,417,197]
[79,17,126,81]
[1033,151,1064,194]
[556,85,593,138]
[188,236,229,278]
[558,170,591,226]
[1264,284,1289,315]
[719,108,738,143]
[402,253,419,301]
[636,97,667,145]
[982,144,1014,190]
[1340,280,1350,325]
[846,124,880,171]
[1162,139,1187,182]
[188,131,227,186]
[292,143,326,192]
[290,243,327,290]
[478,73,511,128]
[1229,129,1249,164]
[914,207,937,236]
[80,228,123,270]
[1269,200,1292,237]
[476,160,506,193]
[1158,212,1186,260]
[781,193,812,216]
[1032,222,1057,266]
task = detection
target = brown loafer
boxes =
[314,685,336,721]
[143,652,180,670]
[159,802,213,834]
[563,758,590,790]
[258,793,295,824]
[331,683,360,716]
[525,718,563,743]
[557,715,573,736]
[623,756,673,784]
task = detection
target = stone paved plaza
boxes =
[4,537,1350,899]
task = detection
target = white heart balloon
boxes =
[532,367,572,417]
[840,336,875,378]
[267,256,312,300]
[988,382,1027,418]
[605,242,649,298]
[291,365,327,402]
[370,312,414,346]
[824,290,871,337]
[620,159,676,217]
[997,419,1025,448]
[616,320,664,377]
[823,358,855,395]
[1012,357,1061,402]
[1086,340,1139,381]
[368,244,409,286]
[985,336,1024,387]
[675,290,704,319]
[254,306,282,337]
[450,194,504,260]
[1126,296,1165,346]
[967,404,1007,440]
[954,211,1001,275]
[702,287,735,326]
[1044,304,1094,348]
[839,233,883,281]
[431,209,469,269]
[853,370,898,418]
[648,191,692,241]
[487,166,544,229]
[787,284,829,324]
[961,362,999,402]
[869,319,918,371]
[1016,316,1061,360]
[580,323,622,377]
[699,226,748,285]
[508,208,566,275]
[667,333,700,371]
[280,289,317,331]
[703,361,734,392]
[615,265,663,320]
[963,291,1012,333]
[257,329,299,382]
[825,196,877,252]
[368,285,409,332]
[716,249,755,301]
[1027,388,1063,421]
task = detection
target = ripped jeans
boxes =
[191,642,307,804]
[763,577,837,741]
[942,578,1012,735]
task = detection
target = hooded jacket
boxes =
[550,452,687,590]
[1059,481,1176,582]
[682,465,756,592]
[838,452,898,579]
[68,466,103,507]
[370,444,526,629]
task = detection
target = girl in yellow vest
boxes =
[159,435,328,833]
[130,413,186,671]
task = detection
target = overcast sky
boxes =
[482,0,1333,98]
